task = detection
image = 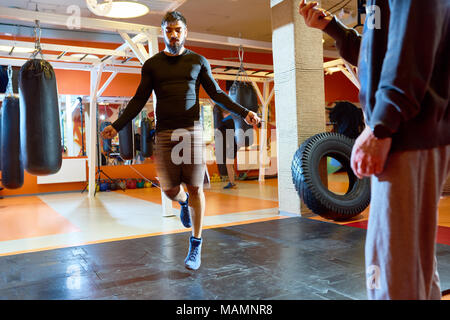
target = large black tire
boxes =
[291,132,371,221]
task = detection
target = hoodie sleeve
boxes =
[369,0,446,134]
[323,16,362,66]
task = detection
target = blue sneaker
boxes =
[178,192,191,228]
[223,182,236,189]
[185,236,202,270]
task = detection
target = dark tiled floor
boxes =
[0,217,449,300]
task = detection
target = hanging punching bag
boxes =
[100,121,112,153]
[19,59,62,175]
[0,66,7,93]
[140,117,153,158]
[118,109,134,160]
[229,81,259,148]
[1,97,24,189]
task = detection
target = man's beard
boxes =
[165,38,185,55]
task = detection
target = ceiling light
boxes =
[71,53,100,60]
[97,1,149,19]
[0,45,35,53]
[0,45,11,52]
[14,47,35,53]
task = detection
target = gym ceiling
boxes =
[0,0,361,52]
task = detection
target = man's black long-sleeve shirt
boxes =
[112,49,250,132]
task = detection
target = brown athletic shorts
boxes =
[154,125,206,190]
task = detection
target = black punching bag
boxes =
[1,97,24,189]
[140,118,153,158]
[229,81,259,148]
[19,59,62,175]
[118,110,134,160]
[0,66,7,93]
[100,121,112,153]
[212,105,227,176]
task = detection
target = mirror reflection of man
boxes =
[101,11,260,270]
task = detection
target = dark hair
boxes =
[161,11,187,27]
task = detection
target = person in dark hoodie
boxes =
[299,0,450,299]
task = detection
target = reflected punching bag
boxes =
[140,117,153,158]
[228,81,259,148]
[1,97,24,189]
[212,105,228,176]
[100,121,112,153]
[19,59,62,175]
[118,109,134,160]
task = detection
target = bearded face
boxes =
[162,20,187,55]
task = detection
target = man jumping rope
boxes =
[101,11,260,270]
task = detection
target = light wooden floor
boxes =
[0,179,282,256]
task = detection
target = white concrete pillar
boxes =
[271,0,326,215]
[88,64,104,197]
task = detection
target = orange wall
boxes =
[0,161,222,196]
[54,62,358,103]
[54,70,142,97]
[324,70,359,103]
[0,171,87,197]
[0,157,89,196]
[323,57,359,103]
[0,160,156,196]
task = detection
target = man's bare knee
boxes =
[186,185,202,196]
[163,186,181,200]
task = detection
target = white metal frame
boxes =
[323,58,360,89]
[251,81,275,181]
